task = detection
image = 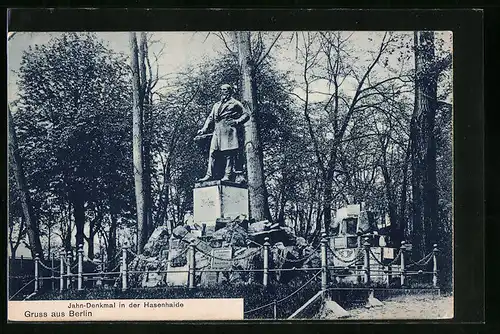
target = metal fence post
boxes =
[51,253,55,291]
[433,244,439,288]
[400,241,406,287]
[263,237,270,287]
[188,239,196,289]
[273,300,277,319]
[34,253,39,293]
[78,244,84,291]
[387,263,392,288]
[59,249,65,292]
[363,237,371,285]
[121,244,128,292]
[320,233,328,292]
[96,262,103,288]
[66,250,72,289]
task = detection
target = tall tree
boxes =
[292,31,399,239]
[236,31,272,222]
[14,32,131,254]
[411,31,450,258]
[129,32,148,253]
[8,105,43,258]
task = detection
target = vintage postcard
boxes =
[7,28,454,321]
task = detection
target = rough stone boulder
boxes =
[124,216,323,287]
[227,246,263,284]
[280,226,297,246]
[248,223,297,247]
[128,254,171,287]
[211,220,249,248]
[143,226,170,257]
[247,220,271,234]
[172,225,190,239]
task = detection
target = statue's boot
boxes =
[198,174,212,182]
[221,155,234,182]
[199,151,216,182]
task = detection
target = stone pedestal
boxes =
[193,180,249,231]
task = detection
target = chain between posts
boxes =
[194,246,262,262]
[327,243,364,265]
[243,269,321,316]
[26,237,438,295]
[274,243,321,263]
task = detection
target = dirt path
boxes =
[344,294,453,320]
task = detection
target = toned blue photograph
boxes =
[7,30,453,320]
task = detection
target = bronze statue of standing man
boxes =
[196,84,249,182]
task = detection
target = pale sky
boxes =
[8,31,452,105]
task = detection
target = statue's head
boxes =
[220,84,233,100]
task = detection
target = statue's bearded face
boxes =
[221,86,232,100]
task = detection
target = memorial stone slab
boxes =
[211,248,233,269]
[193,180,249,229]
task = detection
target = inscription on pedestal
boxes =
[193,180,249,228]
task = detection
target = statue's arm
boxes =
[234,101,250,125]
[199,105,215,133]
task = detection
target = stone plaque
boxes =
[220,185,249,221]
[332,237,347,249]
[193,186,221,226]
[211,248,232,269]
[193,181,249,228]
[383,247,394,259]
[194,239,213,255]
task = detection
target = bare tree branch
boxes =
[255,32,282,68]
[214,32,237,58]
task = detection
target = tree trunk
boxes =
[47,225,51,259]
[129,32,148,253]
[72,192,85,250]
[107,211,117,270]
[411,31,438,258]
[380,153,401,244]
[398,144,411,240]
[420,32,439,252]
[139,32,154,236]
[322,154,337,235]
[9,215,24,259]
[411,90,425,258]
[8,106,43,259]
[237,31,271,222]
[322,183,333,236]
[64,202,72,251]
[88,221,95,259]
